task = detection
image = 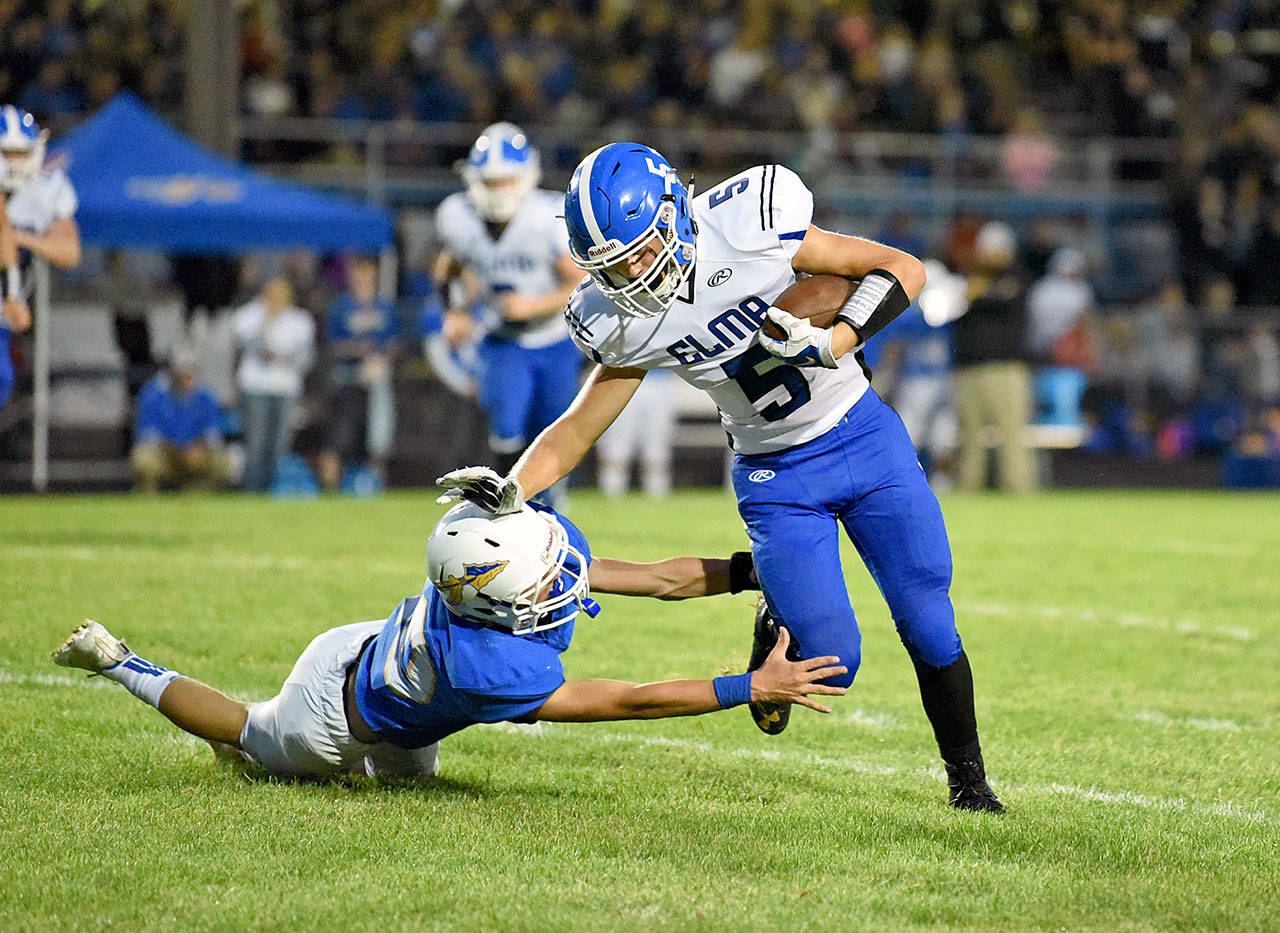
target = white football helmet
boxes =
[461,122,540,224]
[426,502,591,634]
[0,105,46,193]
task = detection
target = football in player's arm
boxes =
[53,501,844,781]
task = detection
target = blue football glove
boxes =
[435,466,524,514]
[758,307,839,369]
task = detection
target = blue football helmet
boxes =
[0,105,46,192]
[564,143,696,318]
[461,122,541,224]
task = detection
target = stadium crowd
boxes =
[3,0,1280,488]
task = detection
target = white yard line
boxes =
[544,728,1279,825]
[1,543,407,578]
[0,669,116,690]
[1132,710,1248,732]
[8,666,1273,825]
[954,599,1257,642]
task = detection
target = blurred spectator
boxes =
[231,276,315,493]
[102,250,167,447]
[952,221,1035,493]
[876,259,967,489]
[1235,202,1280,308]
[1000,108,1058,192]
[131,345,228,493]
[1028,247,1096,426]
[172,254,240,327]
[318,255,397,492]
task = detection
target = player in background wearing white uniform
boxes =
[52,501,844,781]
[440,144,1003,811]
[433,124,583,505]
[0,105,81,410]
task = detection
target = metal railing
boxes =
[237,116,1178,218]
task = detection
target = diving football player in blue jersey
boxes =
[52,502,844,780]
[439,143,1004,811]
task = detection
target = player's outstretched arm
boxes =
[532,628,845,722]
[587,551,758,600]
[511,364,645,499]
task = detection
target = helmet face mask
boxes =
[426,503,591,635]
[461,122,541,224]
[565,143,697,318]
[0,106,47,193]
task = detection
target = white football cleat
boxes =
[52,619,131,673]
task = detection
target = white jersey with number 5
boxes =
[564,164,871,454]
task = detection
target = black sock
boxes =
[913,650,981,765]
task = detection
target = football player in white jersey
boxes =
[432,123,583,502]
[0,105,80,410]
[439,144,1003,811]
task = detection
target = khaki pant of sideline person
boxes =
[954,361,1036,493]
[131,441,231,493]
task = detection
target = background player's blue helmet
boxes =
[0,105,46,193]
[565,143,696,318]
[461,122,541,224]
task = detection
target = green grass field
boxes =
[2,489,1277,930]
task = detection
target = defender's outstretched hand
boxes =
[750,627,847,712]
[435,466,524,514]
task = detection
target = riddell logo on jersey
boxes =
[708,268,732,287]
[748,470,775,483]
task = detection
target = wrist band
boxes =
[728,551,759,593]
[713,672,753,709]
[833,269,910,343]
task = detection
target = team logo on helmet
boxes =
[435,560,509,604]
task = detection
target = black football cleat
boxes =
[747,597,798,735]
[946,755,1005,813]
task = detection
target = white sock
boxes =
[599,460,628,497]
[641,459,671,497]
[103,654,182,708]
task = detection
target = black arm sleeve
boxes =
[833,269,911,344]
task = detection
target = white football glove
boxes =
[435,466,525,514]
[758,307,839,369]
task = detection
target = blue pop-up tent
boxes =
[51,92,393,252]
[22,93,396,491]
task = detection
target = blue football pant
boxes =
[733,389,962,687]
[478,336,581,453]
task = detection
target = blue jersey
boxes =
[352,507,591,748]
[134,374,223,447]
[877,306,953,380]
[325,293,399,347]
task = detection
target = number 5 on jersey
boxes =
[722,344,811,422]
